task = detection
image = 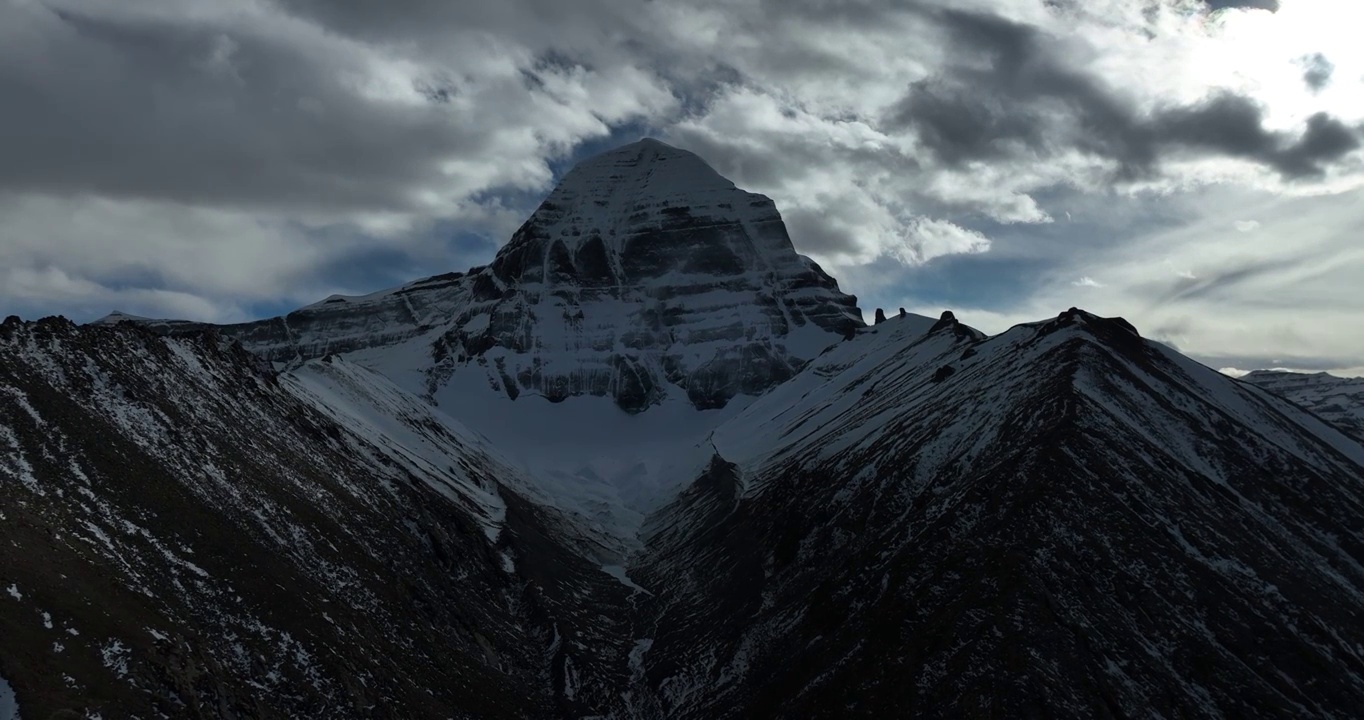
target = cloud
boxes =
[0,2,677,216]
[1272,113,1361,178]
[900,218,993,264]
[1202,0,1279,12]
[1233,220,1261,232]
[1,265,234,323]
[888,12,1361,182]
[1073,276,1104,288]
[1299,52,1336,92]
[0,0,676,320]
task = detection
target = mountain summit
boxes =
[490,138,845,297]
[106,138,862,414]
[495,137,762,269]
[463,137,863,411]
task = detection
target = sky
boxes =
[1,0,1362,376]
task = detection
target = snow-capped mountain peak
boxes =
[489,138,797,278]
[104,138,863,415]
[502,138,753,260]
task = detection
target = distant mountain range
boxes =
[4,140,1363,718]
[1240,369,1364,441]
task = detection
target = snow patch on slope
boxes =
[601,565,652,596]
[0,674,17,720]
[430,368,741,544]
[281,357,511,540]
[711,312,946,476]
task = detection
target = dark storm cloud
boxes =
[0,1,683,219]
[1275,114,1361,177]
[1202,0,1280,11]
[3,0,1338,226]
[890,9,1360,181]
[891,10,1147,170]
[1300,53,1335,92]
[0,6,495,210]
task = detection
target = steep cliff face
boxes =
[436,138,861,413]
[101,139,863,415]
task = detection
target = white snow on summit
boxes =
[526,138,779,257]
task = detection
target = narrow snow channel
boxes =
[0,673,20,720]
[601,565,653,596]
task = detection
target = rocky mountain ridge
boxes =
[630,308,1364,716]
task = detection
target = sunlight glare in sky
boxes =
[1214,1,1364,127]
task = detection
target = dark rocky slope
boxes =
[625,310,1364,718]
[9,310,1364,718]
[0,318,633,719]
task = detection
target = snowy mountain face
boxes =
[104,139,861,415]
[10,140,1364,718]
[1240,369,1364,441]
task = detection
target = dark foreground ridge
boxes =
[0,317,638,718]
